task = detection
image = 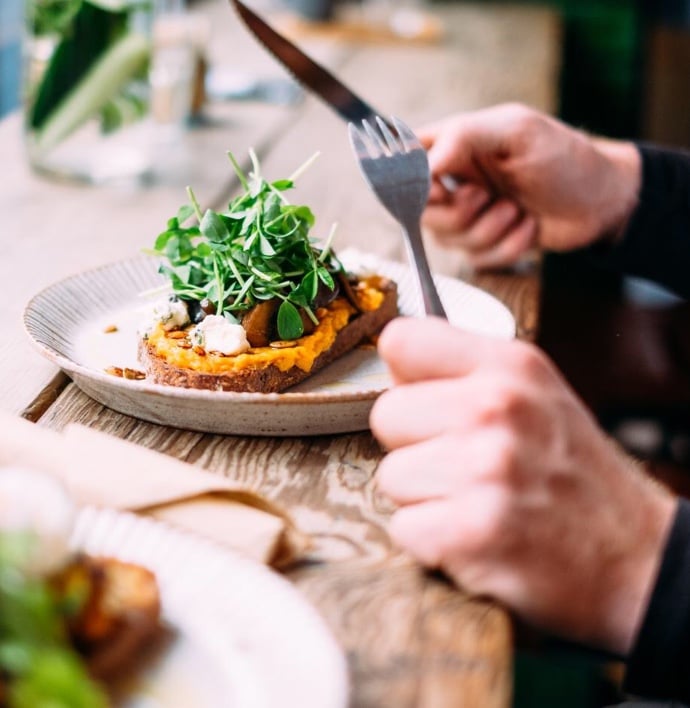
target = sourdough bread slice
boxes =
[138,279,398,393]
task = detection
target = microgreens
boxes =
[151,151,343,341]
[0,532,108,706]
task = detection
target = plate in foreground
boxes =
[71,507,348,707]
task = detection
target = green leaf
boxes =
[240,207,258,236]
[205,280,221,303]
[277,301,304,340]
[200,209,230,243]
[177,204,195,224]
[259,235,276,257]
[195,242,212,258]
[170,263,191,284]
[317,267,335,291]
[154,230,174,251]
[302,270,318,301]
[164,234,194,263]
[290,205,315,227]
[271,179,293,191]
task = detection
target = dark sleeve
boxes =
[587,144,690,299]
[624,498,690,701]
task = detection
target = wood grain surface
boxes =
[1,2,560,705]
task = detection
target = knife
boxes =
[228,0,382,124]
[228,0,458,192]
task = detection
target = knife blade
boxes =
[228,0,458,192]
[228,0,381,124]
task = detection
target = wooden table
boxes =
[0,2,560,705]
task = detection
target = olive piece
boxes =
[312,278,340,309]
[184,299,205,324]
[185,298,217,324]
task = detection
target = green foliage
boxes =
[0,533,107,708]
[28,0,150,147]
[151,151,343,341]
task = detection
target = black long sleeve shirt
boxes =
[588,144,690,700]
[591,144,690,299]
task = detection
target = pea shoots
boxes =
[151,150,343,341]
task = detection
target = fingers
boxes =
[386,487,508,569]
[370,378,473,449]
[426,197,520,249]
[375,428,509,502]
[417,104,529,182]
[424,182,492,227]
[376,317,504,384]
[465,214,537,270]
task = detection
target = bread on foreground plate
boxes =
[139,276,398,394]
[60,555,162,682]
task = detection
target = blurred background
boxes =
[5,0,690,137]
[2,0,690,705]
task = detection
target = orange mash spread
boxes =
[145,277,387,376]
[146,278,388,375]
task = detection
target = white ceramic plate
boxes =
[23,250,515,436]
[71,507,348,707]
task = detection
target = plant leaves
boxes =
[259,235,276,257]
[200,210,230,243]
[271,179,293,191]
[176,204,195,224]
[277,301,304,340]
[317,267,335,291]
[154,150,342,339]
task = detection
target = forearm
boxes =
[624,498,690,701]
[588,144,690,298]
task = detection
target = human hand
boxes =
[418,103,641,269]
[371,317,675,654]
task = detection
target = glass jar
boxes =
[23,0,155,184]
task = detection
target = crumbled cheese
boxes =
[0,467,76,577]
[190,315,250,355]
[139,296,190,336]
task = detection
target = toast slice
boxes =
[139,276,398,393]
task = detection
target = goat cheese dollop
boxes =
[0,467,76,577]
[139,296,191,337]
[190,315,251,355]
[152,296,190,331]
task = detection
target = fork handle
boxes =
[401,221,447,319]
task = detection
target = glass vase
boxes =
[23,0,155,184]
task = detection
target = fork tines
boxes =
[348,116,423,160]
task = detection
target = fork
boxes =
[348,115,447,319]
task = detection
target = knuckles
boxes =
[499,103,547,148]
[507,340,549,379]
